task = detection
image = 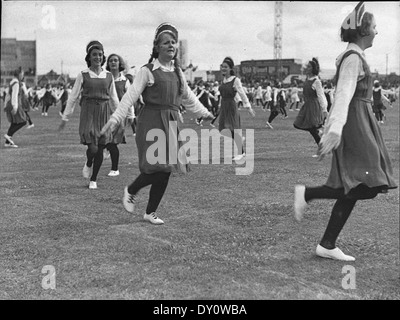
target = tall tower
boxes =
[274,1,283,81]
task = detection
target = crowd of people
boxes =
[186,74,397,133]
[2,3,398,261]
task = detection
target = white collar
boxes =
[152,59,175,71]
[83,67,108,77]
[223,76,235,83]
[347,43,366,57]
[114,72,127,81]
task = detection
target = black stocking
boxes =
[106,143,119,171]
[319,198,357,249]
[127,172,171,214]
[90,144,105,182]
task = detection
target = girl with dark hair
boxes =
[3,68,27,148]
[41,83,57,116]
[372,80,391,124]
[20,77,34,129]
[104,53,134,177]
[293,58,327,156]
[59,40,120,189]
[56,83,69,116]
[266,82,284,129]
[294,2,397,261]
[100,23,214,225]
[217,56,255,161]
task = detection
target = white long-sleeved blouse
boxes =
[110,59,212,124]
[306,75,328,113]
[5,78,20,113]
[112,71,134,118]
[63,68,119,119]
[5,78,29,113]
[325,43,367,137]
[221,76,251,109]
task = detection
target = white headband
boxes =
[342,1,366,30]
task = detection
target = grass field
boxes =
[0,99,399,301]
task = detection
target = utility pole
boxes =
[386,53,388,81]
[274,1,283,82]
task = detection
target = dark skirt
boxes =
[325,98,397,198]
[218,99,240,131]
[79,98,113,146]
[293,97,324,130]
[135,107,189,174]
[5,100,27,124]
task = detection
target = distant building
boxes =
[183,68,207,84]
[1,38,36,87]
[37,70,69,88]
[240,58,303,83]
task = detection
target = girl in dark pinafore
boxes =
[105,53,134,177]
[3,68,27,148]
[100,23,214,225]
[59,40,120,190]
[293,58,327,156]
[218,57,255,161]
[372,80,391,124]
[294,2,397,261]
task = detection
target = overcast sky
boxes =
[1,1,399,77]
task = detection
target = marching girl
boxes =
[209,81,221,127]
[254,82,263,107]
[288,83,300,111]
[41,83,57,116]
[105,53,135,177]
[59,40,120,189]
[265,82,284,129]
[294,2,397,261]
[278,87,288,118]
[20,77,34,129]
[372,80,391,124]
[293,58,328,156]
[56,83,69,116]
[196,81,214,126]
[217,57,255,161]
[209,81,220,119]
[100,23,214,225]
[262,82,273,112]
[3,68,27,148]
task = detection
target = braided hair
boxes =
[309,57,320,76]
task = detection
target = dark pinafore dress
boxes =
[293,78,324,130]
[79,72,114,146]
[372,88,385,113]
[111,79,128,144]
[136,64,188,174]
[5,80,27,124]
[325,50,397,198]
[218,77,240,132]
